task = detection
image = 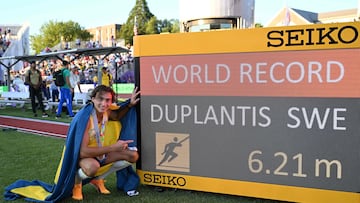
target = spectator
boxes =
[69,65,82,100]
[92,72,98,87]
[49,69,59,102]
[12,74,27,92]
[71,85,140,200]
[75,38,81,48]
[25,61,49,117]
[55,60,74,118]
[4,85,141,202]
[111,35,116,47]
[101,67,112,87]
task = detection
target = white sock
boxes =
[96,160,131,179]
[78,168,90,180]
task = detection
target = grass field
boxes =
[0,105,286,203]
[0,104,78,123]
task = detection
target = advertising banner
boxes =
[135,22,360,202]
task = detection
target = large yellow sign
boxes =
[134,22,360,56]
[135,22,360,203]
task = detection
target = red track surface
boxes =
[0,115,69,138]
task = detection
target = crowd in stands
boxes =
[8,47,135,100]
[0,28,12,57]
[55,38,118,51]
[0,27,136,104]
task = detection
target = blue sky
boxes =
[0,0,358,35]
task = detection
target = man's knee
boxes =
[82,162,100,177]
[128,151,139,163]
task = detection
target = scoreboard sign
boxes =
[134,22,360,203]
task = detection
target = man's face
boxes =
[91,92,112,113]
[56,60,63,68]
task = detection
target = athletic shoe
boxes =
[90,179,110,194]
[126,190,139,197]
[55,115,61,119]
[72,183,83,200]
[42,113,49,118]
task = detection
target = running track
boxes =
[0,115,69,138]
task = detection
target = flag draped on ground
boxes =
[4,101,138,202]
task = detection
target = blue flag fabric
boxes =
[4,100,138,202]
[116,104,140,192]
[116,166,140,192]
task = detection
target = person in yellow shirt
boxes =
[101,67,112,87]
[72,85,140,200]
[4,85,141,202]
[92,74,98,87]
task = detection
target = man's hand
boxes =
[128,86,140,108]
[113,140,134,151]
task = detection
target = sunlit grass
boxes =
[0,103,75,123]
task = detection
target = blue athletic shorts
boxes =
[95,156,107,166]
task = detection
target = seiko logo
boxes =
[267,25,358,47]
[143,173,186,187]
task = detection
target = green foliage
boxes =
[119,0,180,45]
[29,0,180,53]
[78,29,92,41]
[30,20,92,53]
[171,19,180,33]
[119,0,154,44]
[146,16,160,34]
[30,34,45,54]
[158,19,180,33]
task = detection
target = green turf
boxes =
[0,104,77,123]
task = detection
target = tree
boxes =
[30,20,92,53]
[146,16,160,34]
[117,0,180,44]
[158,19,180,33]
[170,19,180,33]
[119,0,155,45]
